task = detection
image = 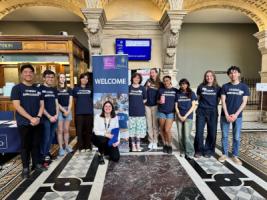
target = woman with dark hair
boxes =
[73,73,93,153]
[145,68,161,150]
[157,75,177,154]
[57,73,73,156]
[129,72,147,152]
[194,70,221,158]
[93,101,120,164]
[175,78,197,159]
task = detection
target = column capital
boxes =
[254,30,267,54]
[82,8,106,55]
[159,10,187,33]
[82,8,107,30]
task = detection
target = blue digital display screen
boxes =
[115,38,151,61]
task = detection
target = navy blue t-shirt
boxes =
[197,84,221,109]
[129,85,147,117]
[117,112,128,129]
[145,80,159,106]
[57,88,73,107]
[176,90,197,119]
[11,83,43,126]
[73,86,93,115]
[39,85,58,117]
[157,87,177,114]
[221,82,250,118]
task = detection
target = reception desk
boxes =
[0,121,20,153]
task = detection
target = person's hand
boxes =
[146,81,151,87]
[30,117,39,126]
[63,110,69,116]
[50,116,57,123]
[113,141,120,147]
[225,114,232,122]
[229,114,237,122]
[105,132,113,139]
[178,114,186,122]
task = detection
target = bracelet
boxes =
[36,116,41,119]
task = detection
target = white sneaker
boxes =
[80,149,86,153]
[148,143,153,149]
[153,143,158,149]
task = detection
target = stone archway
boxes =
[0,0,86,20]
[183,0,267,31]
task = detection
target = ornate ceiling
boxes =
[0,0,266,30]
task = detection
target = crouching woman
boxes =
[92,101,120,164]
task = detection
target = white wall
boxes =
[177,23,261,87]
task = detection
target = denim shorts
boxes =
[157,112,175,119]
[58,107,72,121]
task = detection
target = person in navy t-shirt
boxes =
[144,68,161,150]
[175,79,197,159]
[57,73,73,156]
[157,75,176,154]
[194,70,221,158]
[218,66,250,165]
[73,73,93,153]
[11,64,45,178]
[39,70,59,168]
[128,73,147,152]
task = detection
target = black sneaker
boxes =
[32,164,48,172]
[167,146,172,154]
[204,154,211,158]
[98,155,105,165]
[194,153,202,158]
[21,168,30,179]
[163,145,168,153]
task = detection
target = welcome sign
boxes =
[92,54,129,152]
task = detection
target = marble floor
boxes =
[1,127,267,200]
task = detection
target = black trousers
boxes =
[75,114,93,150]
[194,108,218,156]
[18,124,42,168]
[92,134,120,162]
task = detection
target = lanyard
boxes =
[104,117,111,132]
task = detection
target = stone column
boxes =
[159,10,186,86]
[254,30,267,83]
[82,8,106,56]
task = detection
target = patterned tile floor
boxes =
[1,122,267,200]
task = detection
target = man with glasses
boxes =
[11,64,46,178]
[39,70,59,168]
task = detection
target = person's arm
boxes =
[184,100,197,119]
[54,99,59,120]
[143,86,147,104]
[221,94,231,122]
[67,96,73,113]
[58,103,67,113]
[112,117,120,147]
[12,100,37,125]
[230,96,248,121]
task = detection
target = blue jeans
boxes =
[194,108,218,156]
[220,116,242,157]
[176,119,194,156]
[40,118,57,160]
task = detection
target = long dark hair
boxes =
[100,101,116,118]
[57,73,67,90]
[179,78,193,98]
[78,73,89,87]
[201,70,219,87]
[146,68,161,88]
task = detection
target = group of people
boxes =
[128,66,249,166]
[11,63,249,179]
